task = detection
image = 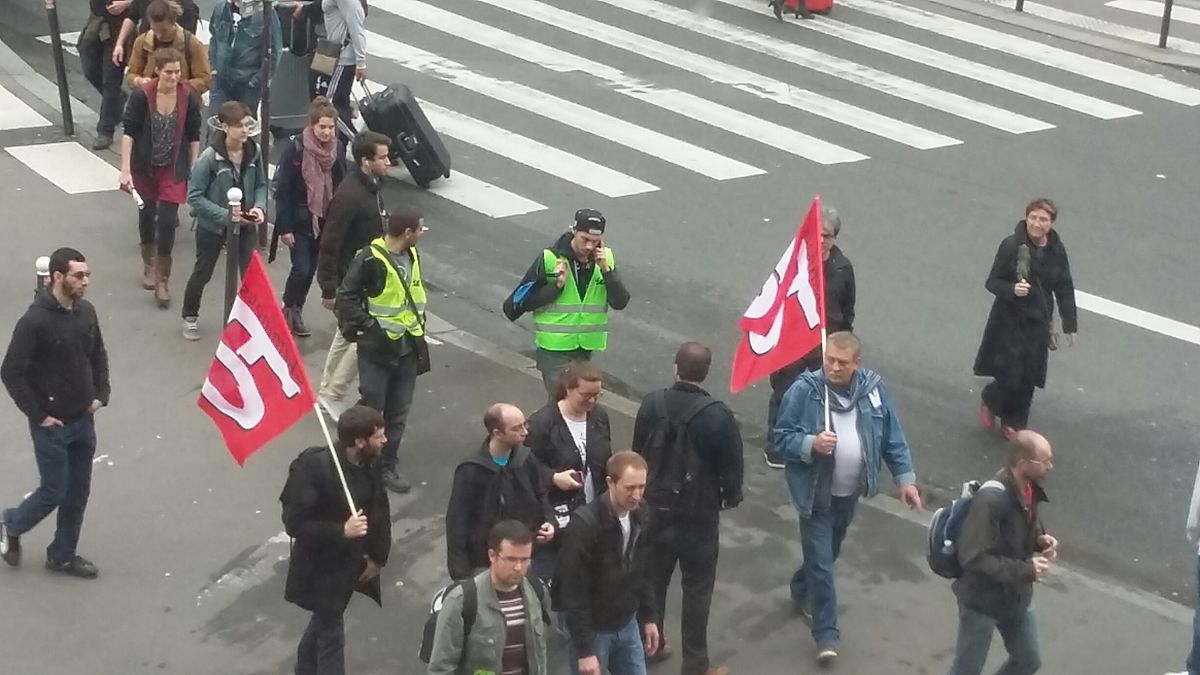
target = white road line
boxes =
[707,0,1140,120]
[420,100,658,198]
[378,0,867,164]
[593,0,1052,134]
[1077,291,1200,346]
[458,0,903,155]
[363,31,763,180]
[36,32,79,56]
[5,141,119,193]
[1011,1,1200,55]
[842,0,1200,106]
[1108,0,1200,27]
[0,82,51,130]
[396,169,546,218]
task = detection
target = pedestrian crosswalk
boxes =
[25,0,1200,218]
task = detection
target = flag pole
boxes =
[821,326,831,431]
[313,403,358,513]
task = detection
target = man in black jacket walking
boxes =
[558,451,660,675]
[632,342,742,675]
[314,131,390,421]
[0,248,110,578]
[281,405,391,675]
[764,206,855,469]
[445,403,557,581]
[947,430,1058,675]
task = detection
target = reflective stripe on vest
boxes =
[531,247,613,352]
[366,238,427,340]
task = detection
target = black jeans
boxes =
[283,232,319,309]
[295,611,345,675]
[982,380,1035,429]
[357,351,418,471]
[646,514,720,675]
[1,416,97,563]
[79,38,125,136]
[138,201,180,257]
[182,226,255,319]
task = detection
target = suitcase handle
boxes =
[359,80,374,99]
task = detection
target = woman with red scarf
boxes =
[274,97,347,337]
[118,46,202,308]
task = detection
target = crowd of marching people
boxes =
[7,1,1200,674]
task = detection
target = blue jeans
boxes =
[2,416,97,562]
[947,603,1041,675]
[282,231,319,309]
[790,495,858,646]
[568,617,647,675]
[1186,555,1200,674]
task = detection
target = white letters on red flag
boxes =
[730,196,826,394]
[198,251,316,465]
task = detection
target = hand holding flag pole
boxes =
[197,250,356,512]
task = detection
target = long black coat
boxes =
[973,222,1077,390]
[281,446,391,614]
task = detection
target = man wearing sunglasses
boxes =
[1,248,111,579]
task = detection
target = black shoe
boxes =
[92,135,113,151]
[382,469,411,494]
[0,523,20,567]
[46,555,99,579]
[285,306,312,337]
[764,446,786,469]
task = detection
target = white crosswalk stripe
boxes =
[364,30,764,180]
[380,0,869,163]
[708,0,1141,120]
[6,141,119,194]
[0,84,51,131]
[1108,0,1200,27]
[840,0,1200,105]
[27,0,1200,218]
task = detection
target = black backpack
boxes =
[637,390,720,513]
[418,576,549,664]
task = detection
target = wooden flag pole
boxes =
[313,403,358,513]
[821,326,831,431]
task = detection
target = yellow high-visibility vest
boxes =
[532,248,614,352]
[367,238,426,339]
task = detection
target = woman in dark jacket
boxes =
[118,46,201,308]
[274,97,347,338]
[525,360,613,582]
[974,198,1078,436]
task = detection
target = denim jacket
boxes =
[208,1,282,89]
[774,367,917,518]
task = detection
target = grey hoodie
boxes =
[322,0,367,68]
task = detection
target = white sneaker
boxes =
[816,646,838,666]
[182,317,200,341]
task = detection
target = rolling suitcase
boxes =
[358,83,451,189]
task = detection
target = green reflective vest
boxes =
[532,248,614,352]
[367,238,426,339]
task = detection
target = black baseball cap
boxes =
[573,209,606,235]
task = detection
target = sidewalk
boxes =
[926,0,1200,73]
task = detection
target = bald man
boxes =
[445,403,557,580]
[946,430,1058,675]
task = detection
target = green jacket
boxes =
[187,132,268,236]
[427,570,548,675]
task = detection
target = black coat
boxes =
[120,82,203,183]
[445,441,556,581]
[525,402,613,514]
[272,134,347,237]
[1,291,110,422]
[770,245,856,393]
[316,169,387,300]
[631,382,744,520]
[973,223,1077,390]
[952,468,1048,618]
[555,496,657,656]
[281,446,391,614]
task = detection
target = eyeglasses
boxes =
[576,390,603,401]
[1025,457,1054,467]
[497,554,532,565]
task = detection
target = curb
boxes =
[425,310,1194,626]
[920,0,1200,75]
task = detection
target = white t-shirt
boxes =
[830,392,865,498]
[618,513,632,554]
[564,416,594,503]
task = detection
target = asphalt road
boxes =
[1,0,1199,620]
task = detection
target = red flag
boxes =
[730,196,827,394]
[197,251,317,465]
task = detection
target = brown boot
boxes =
[154,255,172,309]
[140,244,156,290]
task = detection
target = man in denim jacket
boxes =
[773,331,922,667]
[207,0,282,120]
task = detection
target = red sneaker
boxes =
[978,403,996,431]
